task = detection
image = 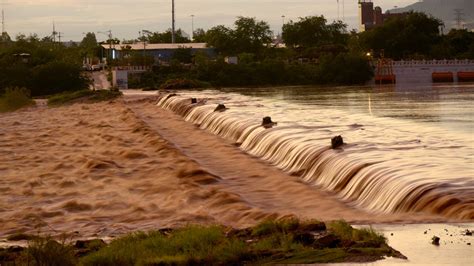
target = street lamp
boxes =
[139,30,147,66]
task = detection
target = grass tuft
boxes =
[328,220,386,247]
[21,236,77,266]
[0,219,397,265]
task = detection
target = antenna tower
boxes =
[454,9,464,29]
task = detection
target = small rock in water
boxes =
[467,243,471,246]
[214,104,227,112]
[191,98,197,104]
[391,233,394,236]
[331,135,344,149]
[424,231,428,234]
[464,229,472,236]
[432,236,440,246]
[262,116,277,128]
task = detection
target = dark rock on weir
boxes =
[214,104,227,112]
[331,135,344,149]
[262,116,277,128]
[191,98,197,104]
[464,229,472,236]
[432,236,440,245]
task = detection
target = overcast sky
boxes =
[2,0,418,41]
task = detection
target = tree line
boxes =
[1,11,473,96]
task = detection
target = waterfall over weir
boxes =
[156,93,474,220]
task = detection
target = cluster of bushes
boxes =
[129,53,373,89]
[0,39,90,97]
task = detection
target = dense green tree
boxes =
[142,29,190,43]
[0,37,89,96]
[444,29,474,58]
[359,12,442,59]
[205,25,235,55]
[81,32,98,50]
[192,28,207,43]
[205,17,273,56]
[0,32,11,43]
[233,16,272,55]
[282,16,348,49]
[172,48,193,63]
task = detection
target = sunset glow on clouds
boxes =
[3,0,417,41]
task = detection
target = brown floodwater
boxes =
[0,84,472,243]
[156,83,474,221]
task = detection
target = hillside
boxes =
[389,0,474,30]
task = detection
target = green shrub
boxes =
[81,225,248,266]
[252,217,300,236]
[0,87,34,112]
[328,220,386,246]
[21,237,77,266]
[31,61,90,96]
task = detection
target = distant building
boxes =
[359,0,409,32]
[101,42,214,63]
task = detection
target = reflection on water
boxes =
[220,83,474,134]
[161,84,473,219]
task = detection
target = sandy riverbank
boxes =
[0,94,457,240]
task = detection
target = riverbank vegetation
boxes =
[0,219,405,265]
[0,87,35,113]
[47,89,122,106]
[0,34,90,97]
[122,12,473,89]
[1,11,472,94]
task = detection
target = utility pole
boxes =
[191,14,194,41]
[1,8,4,34]
[171,0,176,43]
[454,9,464,29]
[342,0,345,22]
[58,32,63,43]
[1,0,6,34]
[52,21,57,42]
[98,30,113,59]
[140,30,146,66]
